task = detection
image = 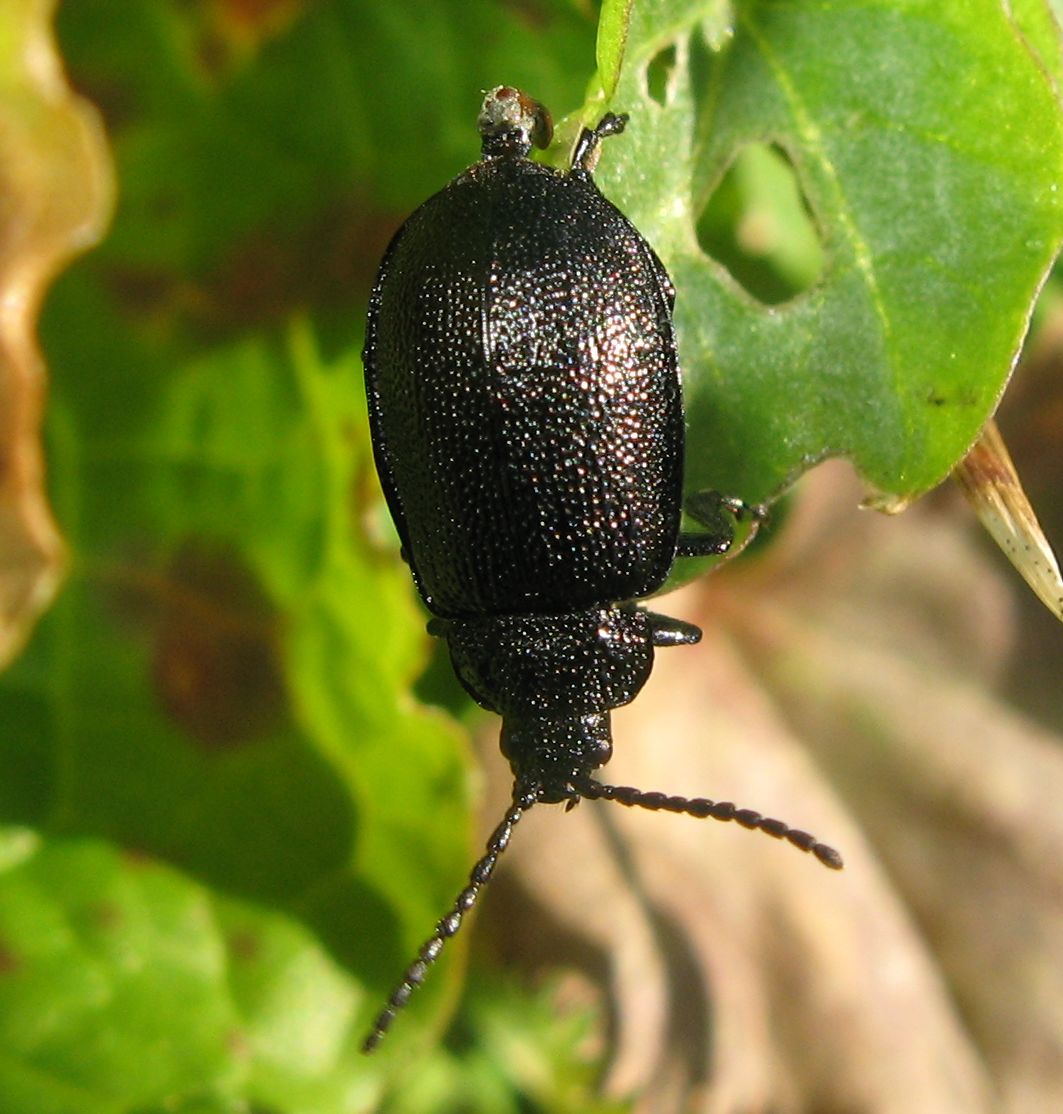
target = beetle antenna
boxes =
[576,779,844,870]
[361,783,539,1053]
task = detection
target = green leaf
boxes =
[381,973,623,1114]
[596,0,635,99]
[593,0,1063,503]
[0,832,379,1112]
[10,293,473,1084]
[3,0,604,1107]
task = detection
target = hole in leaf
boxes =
[645,42,677,106]
[698,142,824,305]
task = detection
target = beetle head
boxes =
[478,86,553,159]
[500,711,613,804]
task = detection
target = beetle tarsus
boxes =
[676,490,769,558]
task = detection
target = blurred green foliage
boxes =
[0,0,1059,1110]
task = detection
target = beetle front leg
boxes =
[571,112,628,172]
[675,490,768,558]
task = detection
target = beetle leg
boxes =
[646,613,702,647]
[571,112,629,172]
[676,490,768,558]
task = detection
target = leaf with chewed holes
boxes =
[592,0,1063,505]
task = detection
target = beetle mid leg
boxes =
[645,612,702,647]
[676,490,768,558]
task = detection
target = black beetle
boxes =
[361,86,842,1052]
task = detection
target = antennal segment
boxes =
[578,779,844,870]
[362,784,539,1053]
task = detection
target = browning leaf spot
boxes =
[226,1028,253,1060]
[149,543,286,749]
[89,901,123,933]
[228,928,261,962]
[0,941,19,976]
[102,195,399,336]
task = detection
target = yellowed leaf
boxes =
[0,0,113,668]
[954,420,1063,623]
